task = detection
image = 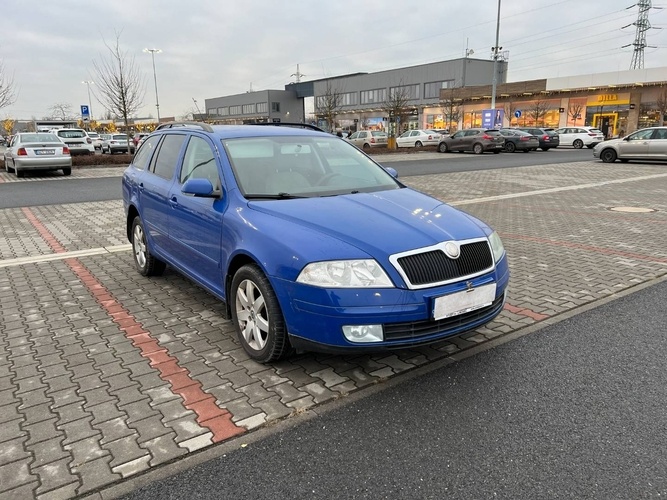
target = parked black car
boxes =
[516,127,560,151]
[498,129,540,153]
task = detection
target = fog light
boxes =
[342,325,383,343]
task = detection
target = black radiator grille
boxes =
[396,241,493,286]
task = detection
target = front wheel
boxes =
[437,142,448,153]
[573,139,584,149]
[473,143,484,155]
[231,264,291,362]
[131,216,166,276]
[600,148,617,163]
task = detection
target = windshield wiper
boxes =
[245,193,308,200]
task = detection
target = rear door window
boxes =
[151,134,187,180]
[133,136,161,170]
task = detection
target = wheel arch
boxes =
[126,205,140,242]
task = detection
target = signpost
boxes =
[81,105,90,122]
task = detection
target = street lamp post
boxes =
[490,0,502,114]
[82,80,94,127]
[143,48,162,123]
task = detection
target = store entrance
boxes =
[593,113,617,138]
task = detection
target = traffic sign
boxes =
[81,105,90,120]
[514,110,522,118]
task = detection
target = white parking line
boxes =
[1,172,666,269]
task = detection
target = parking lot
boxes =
[1,158,667,498]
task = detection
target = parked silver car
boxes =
[3,132,72,177]
[593,126,667,163]
[101,133,136,154]
[346,130,388,150]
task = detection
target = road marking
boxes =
[450,173,667,206]
[20,207,245,443]
[2,172,666,269]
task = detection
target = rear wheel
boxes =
[473,143,484,155]
[131,216,166,277]
[62,168,72,176]
[504,142,516,153]
[437,142,449,153]
[573,139,584,149]
[362,143,371,151]
[231,264,292,363]
[16,168,24,178]
[415,141,423,148]
[600,148,617,163]
[541,148,550,151]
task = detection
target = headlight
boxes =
[488,231,505,263]
[297,259,393,288]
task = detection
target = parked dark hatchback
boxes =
[437,128,504,154]
[498,129,540,153]
[517,127,560,151]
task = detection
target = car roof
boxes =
[154,123,329,140]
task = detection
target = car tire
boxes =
[573,139,584,149]
[504,142,516,153]
[600,148,617,163]
[231,264,292,363]
[131,216,166,277]
[62,168,72,176]
[16,168,24,178]
[363,143,371,151]
[473,143,484,155]
[493,150,500,154]
[437,142,448,153]
[587,144,595,149]
[415,141,423,148]
[541,148,550,151]
[620,159,629,163]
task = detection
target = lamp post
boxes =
[490,0,502,113]
[143,48,162,123]
[82,80,94,127]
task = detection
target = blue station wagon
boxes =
[122,122,509,362]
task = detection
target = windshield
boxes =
[20,133,60,143]
[113,135,128,140]
[58,130,86,139]
[222,135,402,198]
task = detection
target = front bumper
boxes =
[274,256,510,353]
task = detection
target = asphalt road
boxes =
[385,148,593,176]
[0,148,593,209]
[121,278,667,499]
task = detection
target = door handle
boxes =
[169,196,178,207]
[138,182,144,192]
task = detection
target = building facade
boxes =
[204,58,508,132]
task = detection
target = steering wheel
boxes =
[317,173,343,186]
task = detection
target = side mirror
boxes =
[182,178,219,198]
[383,166,399,179]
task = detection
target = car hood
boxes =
[247,188,488,257]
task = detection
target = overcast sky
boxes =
[1,0,666,121]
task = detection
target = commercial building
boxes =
[203,60,667,138]
[204,58,508,133]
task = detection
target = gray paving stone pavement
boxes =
[1,160,666,498]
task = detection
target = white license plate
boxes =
[35,149,55,155]
[433,283,497,320]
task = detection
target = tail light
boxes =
[542,135,549,140]
[63,147,70,155]
[370,137,376,143]
[86,138,92,144]
[428,135,433,140]
[17,147,27,156]
[482,134,493,140]
[520,136,530,141]
[588,133,597,136]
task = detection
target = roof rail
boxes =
[252,122,325,132]
[155,121,214,132]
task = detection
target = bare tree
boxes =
[382,85,412,148]
[656,87,667,127]
[0,60,17,110]
[527,100,552,126]
[315,82,344,133]
[504,101,519,127]
[440,89,461,132]
[92,31,145,151]
[47,102,76,120]
[568,102,583,126]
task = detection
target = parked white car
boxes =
[53,128,95,155]
[346,130,388,150]
[87,131,103,151]
[396,129,442,148]
[553,126,604,149]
